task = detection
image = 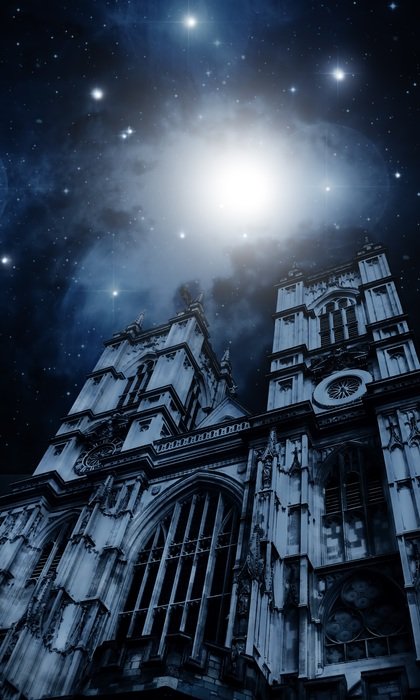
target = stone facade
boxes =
[0,242,420,699]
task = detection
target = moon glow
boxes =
[208,151,277,222]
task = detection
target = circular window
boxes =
[327,375,362,400]
[313,369,372,408]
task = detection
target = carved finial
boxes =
[220,344,237,396]
[135,311,145,327]
[261,428,277,461]
[221,346,231,365]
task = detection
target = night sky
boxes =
[0,1,419,475]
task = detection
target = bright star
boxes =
[1,256,10,265]
[290,86,297,93]
[325,185,331,192]
[91,88,104,100]
[184,16,197,28]
[389,2,397,9]
[112,290,119,297]
[120,127,134,140]
[332,68,345,81]
[394,171,401,179]
[179,231,186,239]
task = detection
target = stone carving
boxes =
[309,346,368,380]
[21,575,57,637]
[259,429,277,489]
[245,525,265,582]
[289,446,301,473]
[0,508,33,544]
[386,416,404,451]
[407,539,420,589]
[229,638,246,674]
[237,578,251,616]
[406,411,420,447]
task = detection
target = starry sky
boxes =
[0,1,419,475]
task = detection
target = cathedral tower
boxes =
[0,242,420,699]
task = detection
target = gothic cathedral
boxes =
[1,240,420,699]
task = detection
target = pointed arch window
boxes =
[323,447,393,564]
[28,519,76,583]
[319,298,359,347]
[117,490,239,656]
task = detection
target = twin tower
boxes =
[1,240,420,699]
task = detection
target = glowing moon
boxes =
[207,151,276,222]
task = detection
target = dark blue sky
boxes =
[0,1,418,473]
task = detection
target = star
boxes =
[179,231,186,239]
[389,2,397,9]
[112,290,119,297]
[91,88,104,100]
[395,172,401,179]
[184,16,197,29]
[332,68,345,81]
[1,256,10,265]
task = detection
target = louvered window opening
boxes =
[323,448,393,563]
[320,298,359,347]
[118,491,239,657]
[117,362,154,408]
[29,521,74,582]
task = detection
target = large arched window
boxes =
[117,490,239,656]
[319,297,359,347]
[322,447,393,564]
[324,571,411,664]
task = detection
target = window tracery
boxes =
[324,572,411,664]
[117,490,239,655]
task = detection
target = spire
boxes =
[125,310,145,337]
[220,343,237,396]
[135,311,145,328]
[221,346,231,366]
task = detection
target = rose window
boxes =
[313,369,372,409]
[324,572,411,664]
[326,376,362,400]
